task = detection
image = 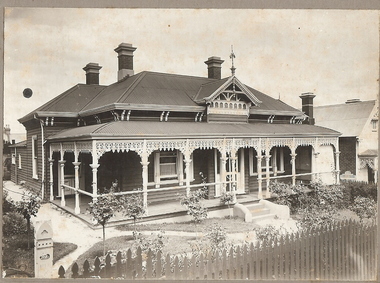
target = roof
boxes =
[358,149,378,157]
[19,84,106,123]
[8,140,27,147]
[314,100,376,137]
[47,120,340,141]
[81,71,214,112]
[20,71,304,122]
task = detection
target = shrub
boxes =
[2,190,15,214]
[253,224,286,242]
[269,181,309,214]
[341,181,377,205]
[3,211,29,237]
[350,196,377,223]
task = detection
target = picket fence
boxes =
[58,220,376,280]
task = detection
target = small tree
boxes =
[179,188,208,223]
[120,192,146,237]
[220,191,234,218]
[88,192,120,256]
[14,192,41,249]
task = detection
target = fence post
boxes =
[116,251,122,278]
[146,249,153,279]
[58,266,65,278]
[71,262,79,278]
[165,253,171,279]
[125,248,133,279]
[156,251,163,278]
[136,246,143,279]
[83,260,90,278]
[94,257,101,277]
[183,256,189,279]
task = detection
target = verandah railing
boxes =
[58,220,377,280]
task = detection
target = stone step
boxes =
[246,203,271,217]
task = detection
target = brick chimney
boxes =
[205,56,224,79]
[83,63,102,85]
[300,92,316,125]
[114,43,137,81]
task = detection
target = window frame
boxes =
[150,150,194,187]
[18,153,22,169]
[32,135,38,179]
[249,147,285,176]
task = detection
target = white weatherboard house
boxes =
[12,43,341,219]
[314,99,378,183]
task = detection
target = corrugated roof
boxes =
[314,100,376,137]
[8,140,27,147]
[47,120,340,141]
[194,78,229,101]
[19,84,106,122]
[81,71,215,111]
[246,86,301,113]
[358,149,378,157]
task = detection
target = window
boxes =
[159,151,178,180]
[32,135,38,179]
[152,150,194,186]
[18,154,22,169]
[11,154,16,165]
[371,119,378,132]
[249,147,284,176]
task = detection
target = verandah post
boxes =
[256,154,263,199]
[59,160,66,206]
[90,140,100,202]
[73,161,81,214]
[140,154,149,213]
[48,158,54,201]
[334,150,340,184]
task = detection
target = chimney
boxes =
[300,92,316,125]
[114,43,137,81]
[205,56,224,79]
[4,124,10,143]
[83,63,102,85]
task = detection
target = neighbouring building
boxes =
[314,99,378,183]
[12,42,341,216]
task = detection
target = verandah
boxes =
[48,136,340,216]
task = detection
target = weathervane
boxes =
[230,45,236,76]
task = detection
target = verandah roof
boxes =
[47,120,341,141]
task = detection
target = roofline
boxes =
[79,103,205,117]
[47,130,340,142]
[18,111,79,123]
[250,108,303,116]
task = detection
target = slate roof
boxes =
[313,100,376,137]
[47,120,340,141]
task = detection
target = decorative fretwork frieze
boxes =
[360,157,377,170]
[50,136,339,161]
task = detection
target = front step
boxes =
[234,202,276,223]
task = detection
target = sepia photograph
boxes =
[2,5,379,280]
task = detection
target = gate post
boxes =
[34,220,53,278]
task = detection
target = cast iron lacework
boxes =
[50,137,338,161]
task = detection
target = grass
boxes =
[53,242,78,264]
[71,234,198,271]
[117,216,261,233]
[3,238,78,278]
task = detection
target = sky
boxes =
[3,8,379,134]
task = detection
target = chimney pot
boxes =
[205,56,224,79]
[114,43,137,81]
[300,92,316,125]
[83,63,102,85]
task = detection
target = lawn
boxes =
[117,216,261,233]
[3,240,77,278]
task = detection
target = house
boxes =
[13,42,340,215]
[314,99,378,183]
[3,125,26,181]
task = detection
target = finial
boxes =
[230,45,236,76]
